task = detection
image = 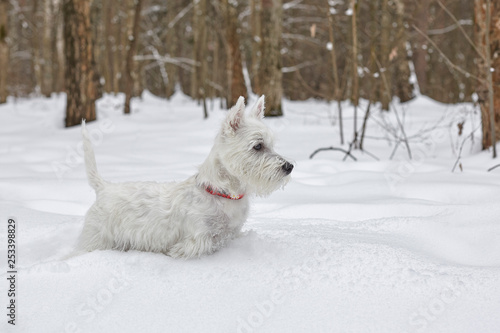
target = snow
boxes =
[1,91,500,332]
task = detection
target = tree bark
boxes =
[475,0,500,153]
[412,0,430,95]
[224,0,247,107]
[257,0,283,117]
[0,0,8,103]
[250,0,261,94]
[123,0,143,114]
[103,0,115,93]
[191,0,209,118]
[164,0,178,98]
[63,0,98,127]
[379,0,390,110]
[326,0,344,144]
[394,0,413,103]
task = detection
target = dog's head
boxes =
[216,96,293,196]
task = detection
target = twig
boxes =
[389,141,401,160]
[452,132,474,172]
[359,101,371,150]
[436,0,485,62]
[487,164,500,172]
[295,71,330,99]
[374,55,412,159]
[342,140,355,161]
[310,147,357,161]
[412,25,485,84]
[360,149,380,161]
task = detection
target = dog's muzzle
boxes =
[282,161,294,175]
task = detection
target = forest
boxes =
[0,0,499,154]
[2,2,500,331]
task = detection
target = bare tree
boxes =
[351,0,359,145]
[0,0,8,103]
[475,0,499,156]
[124,0,143,114]
[250,0,261,94]
[191,0,209,118]
[257,0,283,117]
[63,0,98,127]
[379,0,390,110]
[393,0,413,103]
[224,0,247,107]
[326,0,344,144]
[411,0,431,95]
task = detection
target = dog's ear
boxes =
[223,96,245,135]
[251,95,265,120]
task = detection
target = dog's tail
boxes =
[82,120,105,190]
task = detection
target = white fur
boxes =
[75,96,292,259]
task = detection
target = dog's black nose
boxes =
[282,162,294,175]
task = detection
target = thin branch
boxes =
[487,164,500,172]
[374,55,412,159]
[283,0,304,10]
[282,33,323,46]
[452,132,474,172]
[310,147,357,161]
[436,0,484,61]
[146,46,169,86]
[412,24,485,83]
[360,149,380,161]
[295,70,330,99]
[167,0,198,29]
[427,20,473,35]
[282,60,320,73]
[133,54,197,72]
[342,140,356,161]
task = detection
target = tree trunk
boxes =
[103,0,115,93]
[257,0,283,117]
[32,0,43,96]
[224,0,247,107]
[63,0,97,127]
[250,0,261,94]
[412,0,430,95]
[394,0,413,103]
[164,0,178,98]
[379,0,390,110]
[41,0,53,97]
[0,0,8,103]
[123,0,142,114]
[191,0,208,117]
[475,0,500,153]
[326,0,344,144]
[53,3,65,93]
[351,0,359,146]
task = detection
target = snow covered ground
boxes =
[1,92,499,333]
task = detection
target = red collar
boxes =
[205,186,245,200]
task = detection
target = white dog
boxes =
[75,96,293,259]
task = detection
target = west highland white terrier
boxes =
[75,96,293,259]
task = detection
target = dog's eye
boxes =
[253,143,262,151]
